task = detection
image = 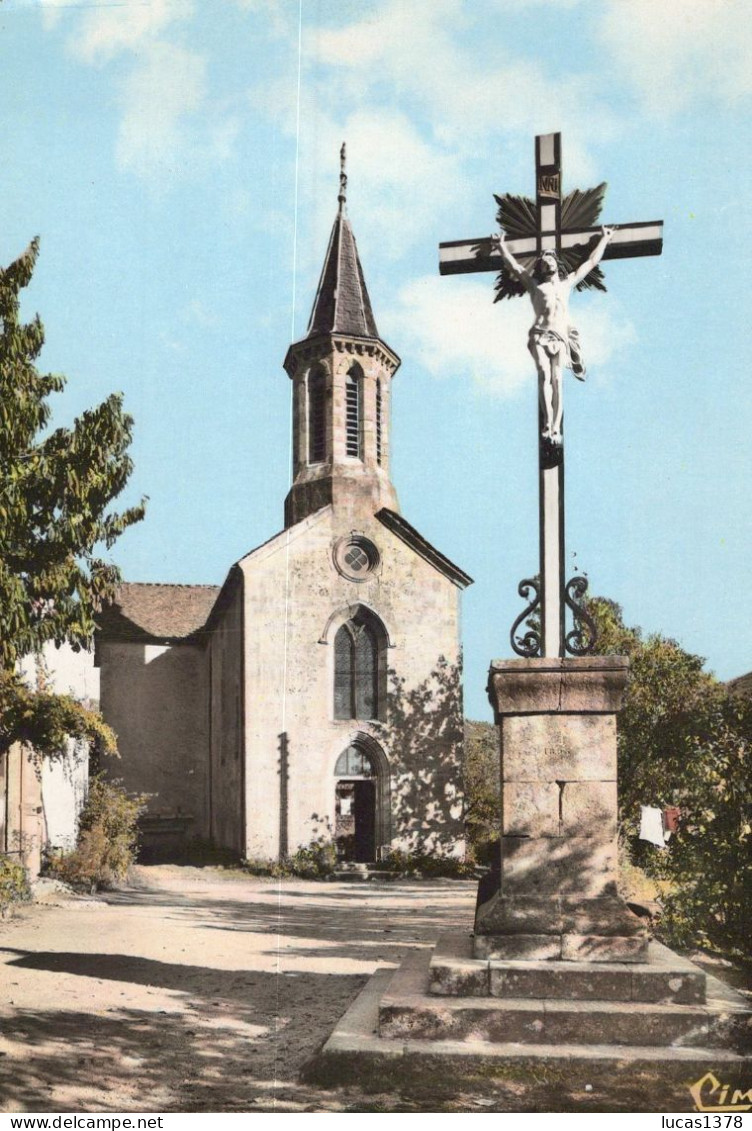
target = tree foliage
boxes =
[0,239,145,672]
[0,667,117,760]
[588,597,751,956]
[464,718,500,863]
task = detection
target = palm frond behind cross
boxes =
[492,183,608,302]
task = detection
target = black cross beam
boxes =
[439,132,663,276]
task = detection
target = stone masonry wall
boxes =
[99,640,209,840]
[207,577,245,856]
[240,505,465,860]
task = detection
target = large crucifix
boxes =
[440,132,663,658]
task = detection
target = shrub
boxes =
[242,855,281,877]
[0,854,30,915]
[380,847,476,878]
[242,835,338,881]
[47,776,146,892]
[286,837,338,879]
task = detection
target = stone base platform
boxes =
[431,932,706,1003]
[305,938,752,1096]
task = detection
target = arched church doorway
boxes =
[334,743,381,863]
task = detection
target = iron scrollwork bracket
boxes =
[564,575,598,656]
[510,578,542,658]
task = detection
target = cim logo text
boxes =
[689,1071,752,1113]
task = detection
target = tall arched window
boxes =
[308,366,326,464]
[333,612,383,720]
[345,364,362,458]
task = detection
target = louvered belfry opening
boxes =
[376,378,383,465]
[334,612,381,720]
[345,365,362,458]
[308,366,326,464]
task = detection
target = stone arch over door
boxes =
[332,734,391,863]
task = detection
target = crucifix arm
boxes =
[492,232,533,290]
[569,225,616,285]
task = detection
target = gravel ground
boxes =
[1,867,747,1114]
[0,866,477,1113]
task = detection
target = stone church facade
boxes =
[97,178,471,863]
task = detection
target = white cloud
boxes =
[384,275,635,398]
[242,1,683,291]
[246,78,467,300]
[38,0,69,31]
[597,0,752,114]
[41,0,236,185]
[384,276,532,397]
[313,0,617,155]
[71,0,193,64]
[249,1,615,274]
[315,0,468,82]
[115,42,206,179]
[575,300,637,374]
[300,109,463,259]
[231,0,294,37]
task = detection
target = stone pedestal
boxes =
[475,656,648,962]
[308,656,752,1093]
[308,651,752,1091]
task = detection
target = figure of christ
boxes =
[493,226,615,444]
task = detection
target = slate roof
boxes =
[306,206,379,340]
[96,582,221,644]
[376,508,473,589]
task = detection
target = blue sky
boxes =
[1,0,750,718]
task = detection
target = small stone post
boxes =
[475,656,647,962]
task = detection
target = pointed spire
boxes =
[306,143,379,340]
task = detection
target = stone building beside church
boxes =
[96,171,472,863]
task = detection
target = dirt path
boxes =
[0,867,477,1113]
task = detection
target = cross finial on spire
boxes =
[338,142,347,213]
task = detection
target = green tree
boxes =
[588,597,751,956]
[464,718,499,863]
[0,239,144,752]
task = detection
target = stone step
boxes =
[306,963,752,1107]
[430,932,707,1004]
[383,948,751,1051]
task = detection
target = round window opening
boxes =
[333,535,380,581]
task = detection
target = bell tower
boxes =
[283,145,401,528]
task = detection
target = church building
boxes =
[96,159,472,864]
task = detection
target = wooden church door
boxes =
[334,745,378,863]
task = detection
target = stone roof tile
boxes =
[97,582,221,643]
